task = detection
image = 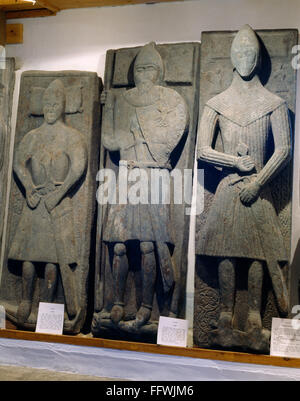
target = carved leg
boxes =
[42,263,58,303]
[218,258,236,329]
[59,264,77,319]
[267,260,289,316]
[134,241,156,328]
[111,243,128,324]
[169,258,179,318]
[17,261,36,324]
[245,260,263,332]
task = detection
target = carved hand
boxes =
[239,181,261,205]
[36,182,56,196]
[101,90,114,106]
[100,91,107,105]
[45,192,61,213]
[27,189,41,209]
[235,156,255,173]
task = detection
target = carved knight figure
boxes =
[8,79,88,325]
[96,42,189,333]
[197,25,291,348]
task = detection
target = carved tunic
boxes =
[197,78,291,261]
[9,126,87,264]
[102,85,188,291]
[103,85,189,244]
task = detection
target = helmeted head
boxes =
[134,42,164,86]
[231,25,260,78]
[42,79,66,124]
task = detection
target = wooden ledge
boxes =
[0,329,299,369]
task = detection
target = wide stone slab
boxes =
[194,28,298,353]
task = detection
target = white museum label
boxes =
[157,316,189,347]
[270,317,300,358]
[35,302,64,335]
[0,306,5,329]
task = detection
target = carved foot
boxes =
[136,305,152,327]
[245,310,262,333]
[17,300,32,324]
[118,305,152,333]
[118,319,139,333]
[99,309,111,320]
[168,311,177,318]
[91,309,112,335]
[218,311,233,330]
[91,312,100,333]
[247,328,271,353]
[111,303,125,325]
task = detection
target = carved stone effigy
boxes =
[194,26,298,353]
[0,58,15,248]
[92,42,200,342]
[0,71,101,334]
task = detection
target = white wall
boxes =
[2,0,300,377]
[6,0,300,73]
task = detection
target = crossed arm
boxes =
[14,130,88,212]
[198,104,291,205]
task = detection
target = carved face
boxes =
[134,64,160,86]
[43,93,64,125]
[231,25,260,79]
[231,45,258,78]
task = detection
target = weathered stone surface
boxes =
[0,58,15,251]
[92,42,200,342]
[0,71,101,334]
[194,27,298,353]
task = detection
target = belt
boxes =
[119,160,172,170]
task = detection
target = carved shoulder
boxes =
[17,128,41,153]
[61,125,87,149]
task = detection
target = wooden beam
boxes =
[54,0,184,9]
[36,0,59,13]
[0,1,40,12]
[0,0,35,6]
[5,7,55,18]
[6,23,23,44]
[3,0,185,19]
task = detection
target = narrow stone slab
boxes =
[0,70,101,334]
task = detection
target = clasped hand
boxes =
[27,189,41,209]
[235,155,255,173]
[235,156,261,205]
[27,185,60,213]
[239,181,261,205]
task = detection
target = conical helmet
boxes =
[43,79,66,102]
[134,42,164,82]
[231,25,260,77]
